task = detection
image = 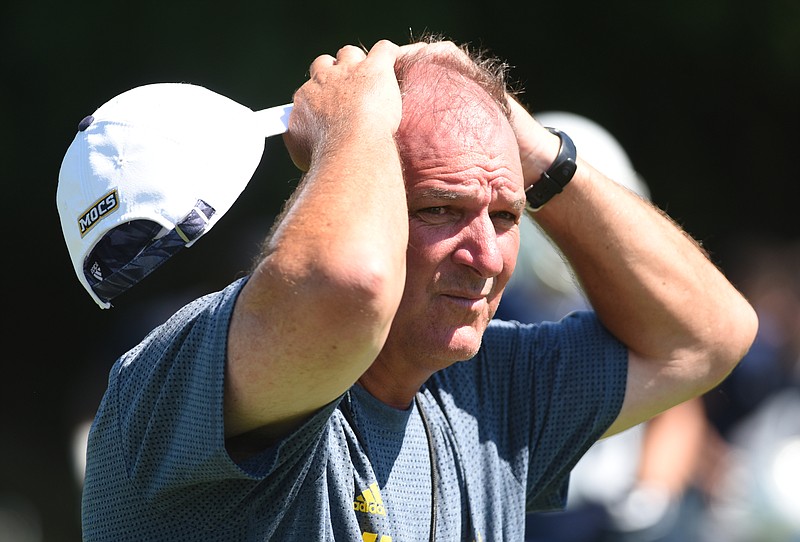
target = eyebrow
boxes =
[415,187,463,200]
[415,187,526,211]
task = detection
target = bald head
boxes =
[393,41,517,175]
[395,40,511,116]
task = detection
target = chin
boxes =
[398,313,490,365]
[448,346,482,364]
[442,326,486,361]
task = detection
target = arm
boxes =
[508,96,758,436]
[224,41,409,441]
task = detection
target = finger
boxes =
[363,39,401,67]
[309,54,336,77]
[335,44,367,64]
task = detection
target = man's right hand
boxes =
[283,39,404,172]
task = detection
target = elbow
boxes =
[736,300,760,362]
[299,246,407,333]
[707,296,760,388]
[304,254,405,356]
[255,232,407,330]
[331,253,406,321]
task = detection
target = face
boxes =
[384,92,526,369]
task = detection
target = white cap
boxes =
[56,82,292,308]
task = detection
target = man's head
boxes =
[380,40,525,370]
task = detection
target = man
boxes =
[80,37,757,541]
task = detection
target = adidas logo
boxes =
[353,482,386,516]
[90,261,103,281]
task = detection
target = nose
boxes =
[451,214,505,279]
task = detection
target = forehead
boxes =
[399,99,523,197]
[397,66,522,187]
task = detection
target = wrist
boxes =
[531,127,562,177]
[508,98,560,177]
[525,128,578,211]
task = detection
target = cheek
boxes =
[405,239,428,271]
[407,223,520,281]
[499,233,520,278]
[403,238,436,292]
[407,226,449,266]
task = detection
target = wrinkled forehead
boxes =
[398,77,521,186]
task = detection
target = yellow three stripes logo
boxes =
[353,482,387,516]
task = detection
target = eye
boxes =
[415,206,454,224]
[491,210,520,229]
[420,206,447,216]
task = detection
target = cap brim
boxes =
[254,103,293,138]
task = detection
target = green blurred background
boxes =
[3,0,798,539]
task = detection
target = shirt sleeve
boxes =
[101,277,340,518]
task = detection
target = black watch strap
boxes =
[525,127,577,211]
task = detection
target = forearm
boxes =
[533,162,751,370]
[227,131,408,436]
[258,40,410,347]
[225,42,410,438]
[265,127,407,292]
[509,95,756,428]
[535,161,758,434]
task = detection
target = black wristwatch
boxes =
[525,127,577,211]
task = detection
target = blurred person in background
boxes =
[498,112,710,542]
[698,237,800,542]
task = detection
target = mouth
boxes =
[440,292,488,310]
